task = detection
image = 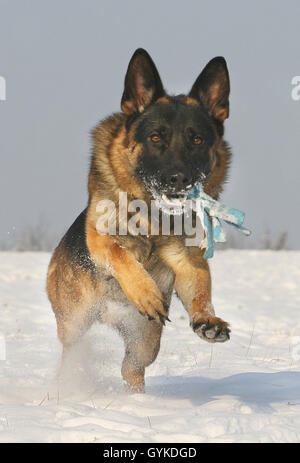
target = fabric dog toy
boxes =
[187,183,251,259]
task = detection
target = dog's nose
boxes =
[167,172,192,191]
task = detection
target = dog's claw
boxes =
[145,311,167,325]
[156,311,166,326]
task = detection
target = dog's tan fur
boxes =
[47,51,231,392]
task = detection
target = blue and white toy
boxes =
[187,183,251,259]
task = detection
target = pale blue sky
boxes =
[0,0,299,248]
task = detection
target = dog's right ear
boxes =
[121,48,165,115]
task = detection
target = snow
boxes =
[0,250,300,443]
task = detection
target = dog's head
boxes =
[121,48,230,201]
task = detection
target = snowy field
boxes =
[0,250,300,443]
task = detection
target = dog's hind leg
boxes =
[117,315,163,393]
[47,245,106,363]
[55,306,97,359]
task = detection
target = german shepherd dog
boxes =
[47,48,231,392]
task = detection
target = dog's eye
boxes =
[193,135,203,145]
[151,134,161,143]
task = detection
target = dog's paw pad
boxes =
[191,318,230,343]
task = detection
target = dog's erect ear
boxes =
[189,57,230,122]
[121,48,165,115]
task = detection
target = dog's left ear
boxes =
[121,48,165,115]
[189,57,230,122]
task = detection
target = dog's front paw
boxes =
[191,315,230,343]
[124,276,169,325]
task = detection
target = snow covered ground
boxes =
[0,250,300,443]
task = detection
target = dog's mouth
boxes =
[137,171,205,214]
[145,176,204,199]
[146,179,187,200]
[149,185,194,215]
[161,192,188,204]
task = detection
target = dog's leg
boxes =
[47,247,104,365]
[55,308,96,358]
[117,317,163,393]
[50,305,96,384]
[159,240,230,343]
[86,227,168,324]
